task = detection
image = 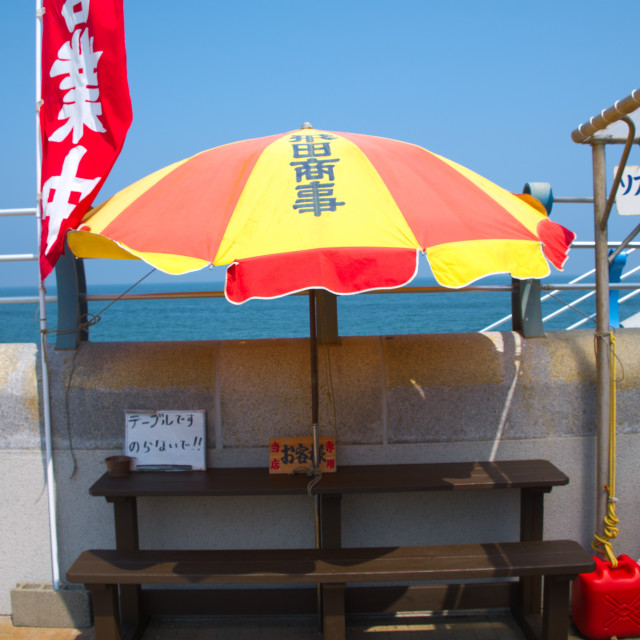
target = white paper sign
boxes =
[124,410,206,470]
[615,165,640,215]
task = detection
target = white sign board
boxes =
[124,410,206,470]
[615,165,640,215]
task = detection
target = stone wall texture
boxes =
[1,329,640,614]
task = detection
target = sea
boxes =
[0,275,633,344]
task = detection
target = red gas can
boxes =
[572,555,640,639]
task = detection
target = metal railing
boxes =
[0,208,38,262]
[4,206,640,343]
[482,242,640,332]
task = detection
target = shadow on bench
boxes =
[67,539,594,640]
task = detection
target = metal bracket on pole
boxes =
[571,89,640,143]
[54,246,88,349]
[609,221,640,266]
[600,116,636,232]
[523,182,554,215]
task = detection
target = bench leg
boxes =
[520,488,545,616]
[318,494,343,632]
[322,584,345,640]
[514,574,572,640]
[542,576,571,640]
[88,584,122,640]
[118,585,148,640]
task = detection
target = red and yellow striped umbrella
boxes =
[68,127,575,302]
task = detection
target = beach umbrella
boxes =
[67,125,575,467]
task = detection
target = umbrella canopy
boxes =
[68,127,575,302]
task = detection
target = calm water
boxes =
[0,276,630,344]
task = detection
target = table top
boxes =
[90,459,568,499]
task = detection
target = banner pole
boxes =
[36,0,61,591]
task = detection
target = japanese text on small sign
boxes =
[269,436,337,474]
[124,410,206,470]
[615,165,640,215]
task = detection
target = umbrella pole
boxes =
[309,290,324,628]
[309,290,320,470]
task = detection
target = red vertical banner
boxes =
[39,0,132,279]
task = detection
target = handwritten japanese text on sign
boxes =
[269,437,337,474]
[125,410,206,470]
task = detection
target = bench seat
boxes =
[67,539,594,640]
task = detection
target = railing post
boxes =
[592,142,611,532]
[510,182,553,338]
[511,278,544,337]
[54,248,88,349]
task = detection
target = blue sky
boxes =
[2,0,639,288]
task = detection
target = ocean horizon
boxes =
[0,274,627,344]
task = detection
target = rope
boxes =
[306,471,322,496]
[591,331,620,566]
[38,268,157,338]
[64,343,83,478]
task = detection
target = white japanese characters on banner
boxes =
[615,165,640,216]
[39,0,132,279]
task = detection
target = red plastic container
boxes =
[572,555,640,639]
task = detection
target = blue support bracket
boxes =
[511,278,545,338]
[523,182,553,214]
[54,247,88,349]
[510,182,554,338]
[608,249,628,329]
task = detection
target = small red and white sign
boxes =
[39,0,132,279]
[269,437,337,474]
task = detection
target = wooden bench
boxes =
[67,539,594,640]
[81,460,576,636]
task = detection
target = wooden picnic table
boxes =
[75,459,583,640]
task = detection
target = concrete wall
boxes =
[2,330,640,616]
